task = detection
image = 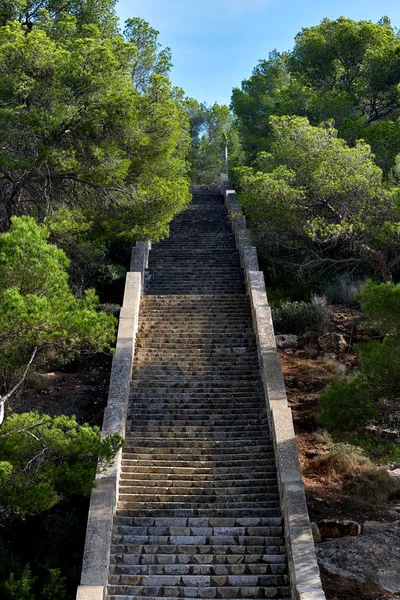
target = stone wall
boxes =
[76,243,147,600]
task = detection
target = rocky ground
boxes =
[278,305,400,599]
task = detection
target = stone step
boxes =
[115,508,282,518]
[113,516,283,528]
[123,428,268,436]
[118,485,277,496]
[123,434,273,456]
[109,562,287,576]
[120,462,277,473]
[110,543,286,557]
[119,473,275,482]
[117,501,281,511]
[106,588,291,600]
[125,422,269,430]
[117,494,279,505]
[107,573,288,587]
[113,525,283,536]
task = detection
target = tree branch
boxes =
[0,346,38,426]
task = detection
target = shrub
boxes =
[311,444,396,505]
[272,296,330,335]
[312,443,371,478]
[322,275,367,306]
[357,336,400,400]
[345,466,397,506]
[357,280,400,335]
[319,377,377,431]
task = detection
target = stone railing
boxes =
[221,176,326,600]
[76,241,150,600]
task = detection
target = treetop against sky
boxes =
[117,0,400,105]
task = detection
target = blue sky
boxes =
[116,0,400,106]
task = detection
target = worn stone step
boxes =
[120,462,277,473]
[123,434,268,442]
[113,516,283,527]
[125,423,269,431]
[113,525,283,537]
[107,583,290,599]
[109,562,287,577]
[120,457,276,467]
[106,588,291,600]
[119,473,275,482]
[110,543,286,556]
[115,508,282,518]
[118,484,277,496]
[117,501,281,510]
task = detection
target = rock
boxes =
[318,332,348,353]
[284,375,297,388]
[388,468,400,480]
[311,522,322,543]
[275,334,298,349]
[317,519,361,539]
[316,520,400,593]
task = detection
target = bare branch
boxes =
[23,447,48,473]
[0,346,38,426]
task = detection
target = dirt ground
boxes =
[7,353,113,426]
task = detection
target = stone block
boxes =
[80,477,116,587]
[115,317,135,349]
[298,593,327,600]
[102,405,126,438]
[248,271,268,310]
[76,586,104,600]
[119,272,141,322]
[253,305,276,353]
[270,406,302,485]
[282,485,325,598]
[260,351,288,408]
[106,345,132,401]
[130,241,150,285]
[242,247,259,274]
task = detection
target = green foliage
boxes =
[319,377,376,431]
[0,12,190,241]
[0,411,122,515]
[124,17,172,92]
[39,569,67,600]
[4,564,35,600]
[0,0,119,35]
[356,336,400,400]
[186,99,243,183]
[357,280,400,335]
[235,116,400,282]
[320,280,400,432]
[272,298,329,335]
[0,216,117,384]
[232,17,400,170]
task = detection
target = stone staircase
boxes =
[106,188,291,599]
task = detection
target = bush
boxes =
[357,337,400,400]
[319,377,377,431]
[357,280,400,335]
[271,296,330,335]
[311,443,372,478]
[322,275,367,306]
